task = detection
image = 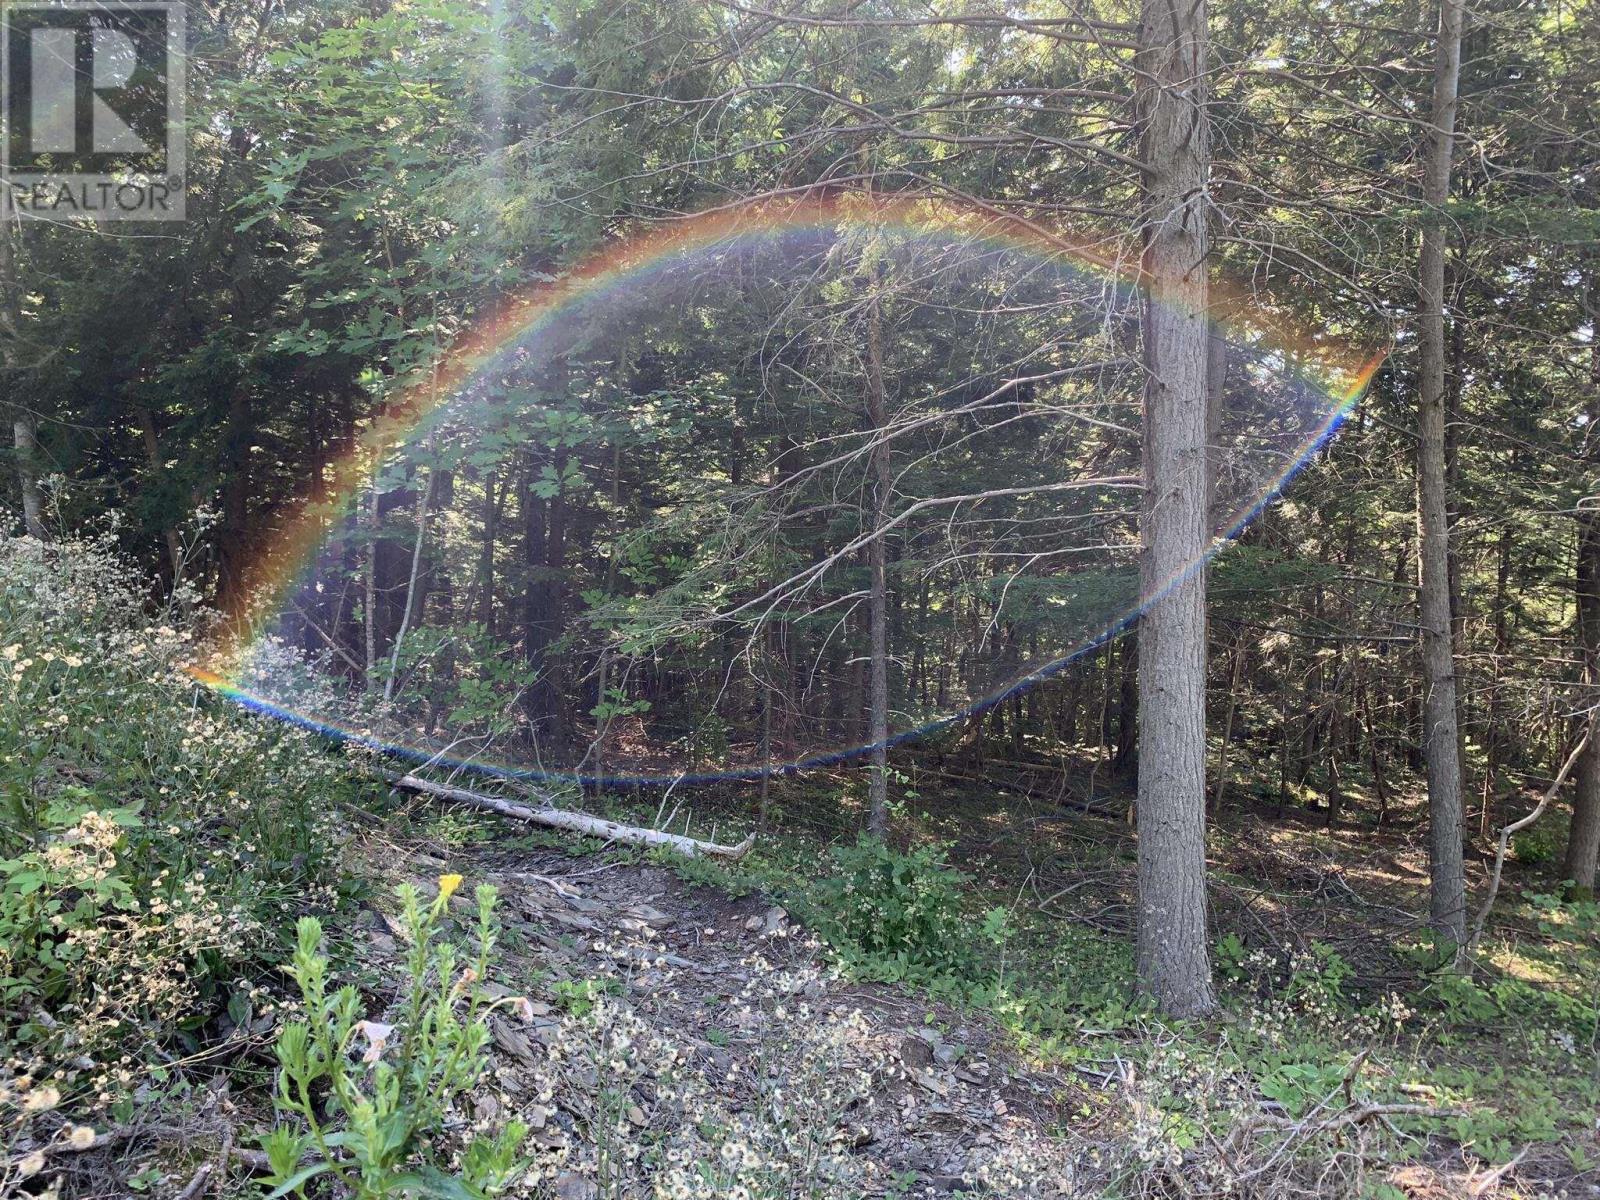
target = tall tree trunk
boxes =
[866,289,891,837]
[478,469,499,635]
[1563,510,1600,895]
[520,457,568,746]
[13,414,45,541]
[1563,272,1600,895]
[0,224,44,542]
[383,470,437,703]
[1133,0,1216,1018]
[1211,629,1247,814]
[136,407,183,579]
[364,482,380,683]
[1417,0,1468,945]
[1113,638,1138,775]
[1481,521,1514,835]
[592,435,625,780]
[219,384,253,595]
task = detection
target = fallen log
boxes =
[386,773,756,861]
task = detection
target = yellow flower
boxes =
[437,874,463,901]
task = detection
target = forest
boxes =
[0,0,1597,1196]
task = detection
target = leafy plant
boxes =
[1258,1060,1349,1116]
[806,835,978,980]
[0,533,353,1085]
[551,976,621,1019]
[1284,942,1352,1010]
[1215,932,1249,982]
[1427,971,1499,1025]
[1511,819,1563,867]
[260,876,528,1198]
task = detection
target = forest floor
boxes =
[4,529,1594,1199]
[9,543,1598,1200]
[15,758,1600,1199]
[191,757,1591,1200]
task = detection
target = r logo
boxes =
[2,2,186,220]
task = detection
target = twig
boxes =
[1468,724,1591,956]
[173,1162,215,1200]
[1468,1145,1528,1196]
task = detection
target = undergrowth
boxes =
[654,807,1600,1188]
[0,532,371,1152]
[5,534,1599,1197]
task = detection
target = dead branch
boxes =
[386,773,756,861]
[1468,721,1592,955]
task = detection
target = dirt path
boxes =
[355,841,1084,1198]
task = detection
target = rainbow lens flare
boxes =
[193,198,1381,787]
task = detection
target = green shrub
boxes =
[260,876,528,1198]
[1511,819,1563,866]
[807,835,978,979]
[0,533,357,1100]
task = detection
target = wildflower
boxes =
[23,1085,61,1111]
[437,873,463,901]
[17,1151,45,1178]
[64,1125,96,1150]
[356,1021,395,1064]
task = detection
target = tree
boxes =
[1416,0,1468,946]
[1563,268,1600,896]
[1132,0,1217,1018]
[865,280,891,837]
[0,221,46,541]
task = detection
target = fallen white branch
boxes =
[387,773,756,861]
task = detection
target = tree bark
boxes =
[1562,279,1600,894]
[383,469,436,703]
[1133,0,1217,1018]
[13,414,45,541]
[364,481,380,683]
[1480,521,1514,836]
[866,288,891,837]
[1113,636,1138,775]
[478,469,499,635]
[1211,629,1247,814]
[0,224,45,542]
[1417,0,1468,944]
[1560,508,1600,894]
[136,407,184,580]
[219,384,254,595]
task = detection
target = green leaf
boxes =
[265,1162,334,1198]
[391,1166,488,1200]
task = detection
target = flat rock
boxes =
[490,1018,538,1064]
[553,1172,597,1200]
[901,1035,936,1069]
[623,902,674,928]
